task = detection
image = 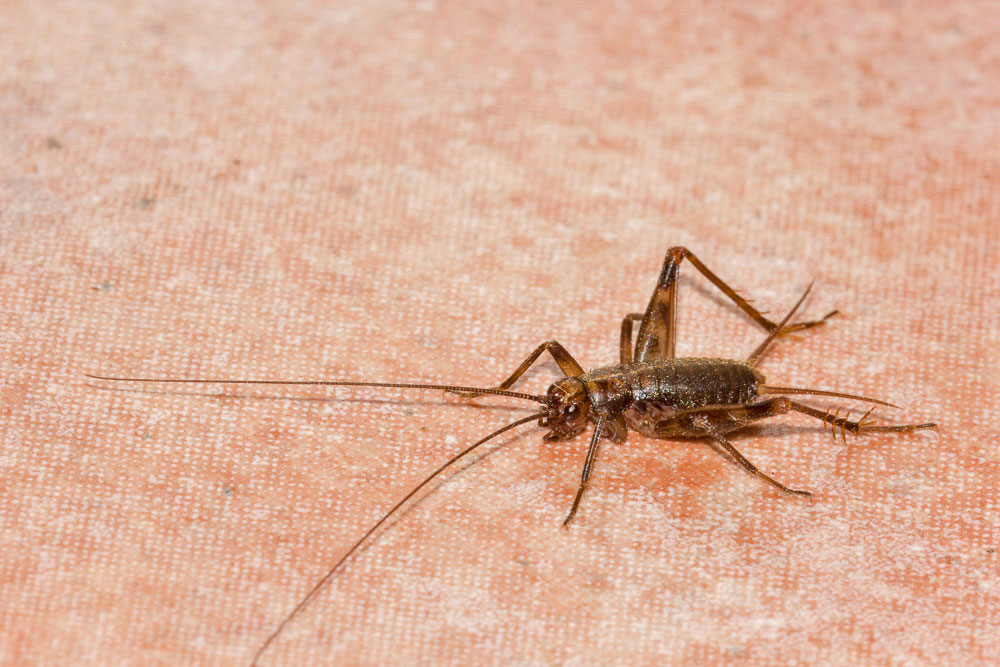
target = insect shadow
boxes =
[87,246,936,664]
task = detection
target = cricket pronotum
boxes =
[87,246,937,664]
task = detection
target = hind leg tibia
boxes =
[782,398,937,442]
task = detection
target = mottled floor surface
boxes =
[2,2,998,664]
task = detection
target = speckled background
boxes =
[2,1,998,665]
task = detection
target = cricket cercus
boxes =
[87,246,937,664]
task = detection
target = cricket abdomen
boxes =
[581,357,762,417]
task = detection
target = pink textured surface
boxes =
[2,1,998,665]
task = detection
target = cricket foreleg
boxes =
[450,340,585,398]
[563,417,606,527]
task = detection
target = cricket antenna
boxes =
[84,374,546,404]
[250,410,545,665]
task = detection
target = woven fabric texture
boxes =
[2,2,998,665]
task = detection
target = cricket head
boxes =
[541,377,590,440]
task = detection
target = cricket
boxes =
[87,246,937,664]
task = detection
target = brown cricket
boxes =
[87,246,936,664]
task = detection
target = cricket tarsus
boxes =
[250,411,544,666]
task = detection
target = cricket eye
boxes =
[564,405,577,416]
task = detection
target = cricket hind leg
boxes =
[633,247,837,362]
[691,397,936,441]
[450,340,585,398]
[779,398,937,442]
[619,312,644,364]
[683,395,934,495]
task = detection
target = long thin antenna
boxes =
[759,385,900,408]
[250,410,545,665]
[84,374,545,404]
